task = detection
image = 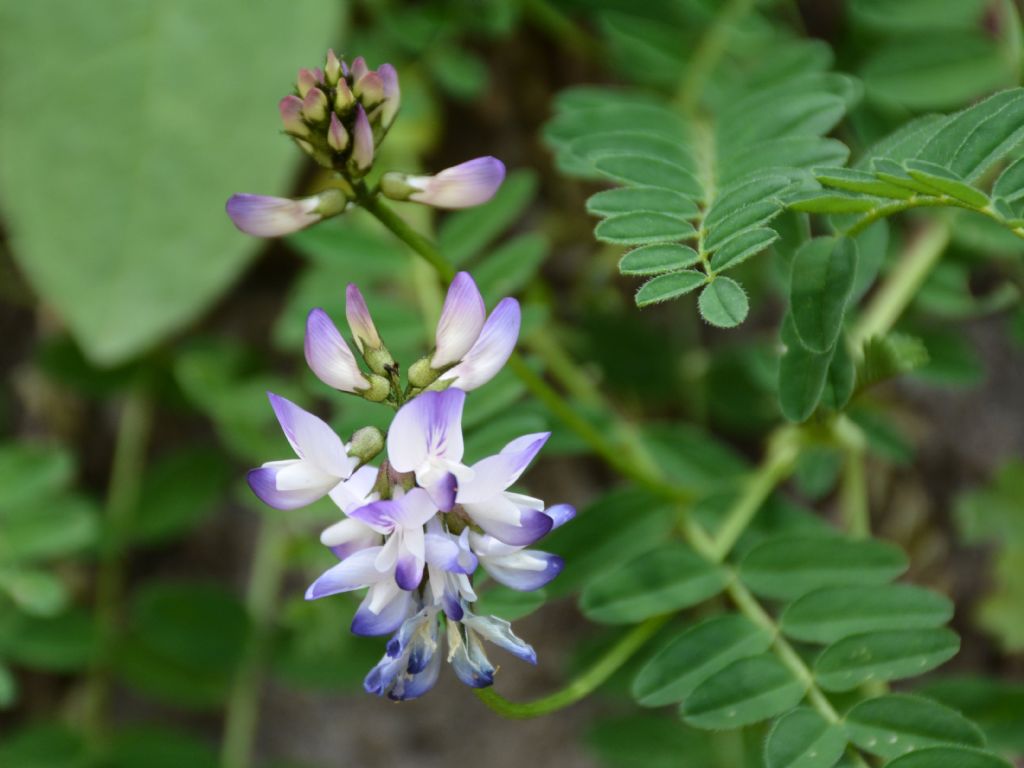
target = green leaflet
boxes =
[778,314,833,423]
[620,244,701,276]
[698,277,749,328]
[764,708,846,768]
[0,0,340,365]
[884,747,1012,768]
[682,654,806,729]
[790,237,858,354]
[845,694,986,759]
[813,628,960,691]
[579,545,728,624]
[631,615,773,707]
[780,584,953,644]
[739,535,908,601]
[545,53,853,318]
[635,270,706,307]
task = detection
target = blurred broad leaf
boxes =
[682,653,806,729]
[0,0,340,365]
[813,628,960,691]
[922,677,1024,752]
[845,694,986,759]
[0,723,87,768]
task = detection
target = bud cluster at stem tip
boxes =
[280,50,400,178]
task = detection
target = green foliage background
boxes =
[0,0,1023,766]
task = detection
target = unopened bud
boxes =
[350,56,369,82]
[294,138,332,168]
[348,426,385,464]
[378,63,400,130]
[408,357,440,388]
[349,105,374,176]
[334,78,355,113]
[354,71,385,107]
[327,112,349,152]
[279,95,308,137]
[296,68,320,97]
[324,49,343,87]
[360,373,390,402]
[302,87,328,123]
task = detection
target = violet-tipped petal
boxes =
[301,87,329,122]
[350,105,374,173]
[304,308,371,393]
[296,67,319,97]
[432,272,486,368]
[279,95,308,137]
[354,71,385,106]
[327,112,349,152]
[378,63,401,128]
[226,193,337,238]
[345,284,382,352]
[439,298,520,391]
[388,157,506,209]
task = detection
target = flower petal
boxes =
[305,547,384,600]
[327,464,379,514]
[425,533,478,574]
[319,517,381,560]
[345,283,381,352]
[266,393,354,477]
[304,308,370,393]
[432,272,486,368]
[440,298,520,391]
[407,157,506,209]
[447,622,495,688]
[482,550,564,592]
[464,612,537,664]
[351,582,413,636]
[347,500,397,533]
[456,432,549,505]
[247,464,333,510]
[386,389,467,472]
[544,503,576,529]
[462,495,553,546]
[225,194,320,237]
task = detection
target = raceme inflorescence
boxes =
[224,51,571,700]
[225,50,506,238]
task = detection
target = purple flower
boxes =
[455,432,555,546]
[347,488,440,590]
[447,609,536,688]
[247,393,363,511]
[225,190,345,238]
[305,546,415,636]
[304,308,371,394]
[345,284,382,353]
[470,533,565,592]
[426,272,521,391]
[350,104,374,174]
[382,157,506,209]
[364,608,441,701]
[319,464,382,559]
[424,519,478,620]
[386,389,470,511]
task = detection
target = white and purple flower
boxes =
[226,189,347,238]
[381,157,506,209]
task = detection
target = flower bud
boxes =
[324,49,343,87]
[301,87,329,123]
[380,157,505,209]
[327,112,349,152]
[225,189,347,238]
[362,373,391,402]
[348,426,385,464]
[345,284,382,353]
[378,63,400,130]
[296,68,320,97]
[349,105,374,176]
[408,356,440,388]
[279,95,308,137]
[354,71,385,107]
[334,78,355,113]
[350,56,369,82]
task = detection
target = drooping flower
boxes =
[225,189,347,237]
[455,432,557,546]
[247,393,365,510]
[380,157,506,209]
[408,272,521,392]
[386,389,469,511]
[447,609,536,688]
[364,606,442,701]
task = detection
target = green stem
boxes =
[520,0,602,61]
[360,193,456,282]
[221,515,290,768]
[841,446,869,539]
[676,0,757,113]
[850,220,951,348]
[85,390,154,743]
[474,614,670,718]
[709,427,801,561]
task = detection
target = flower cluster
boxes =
[226,50,507,238]
[248,273,572,700]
